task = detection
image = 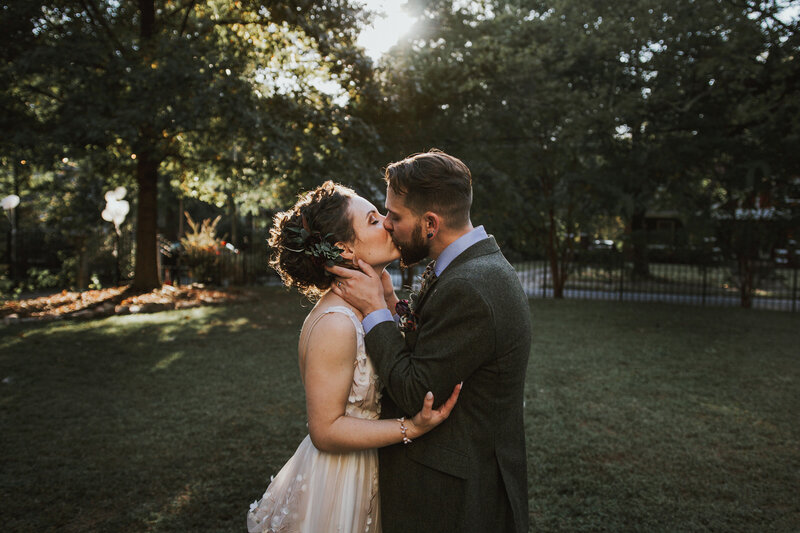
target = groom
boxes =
[329,149,532,533]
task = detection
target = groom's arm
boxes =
[365,277,494,416]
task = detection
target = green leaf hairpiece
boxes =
[284,219,345,267]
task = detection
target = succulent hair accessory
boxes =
[284,214,346,267]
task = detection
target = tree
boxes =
[583,0,799,287]
[685,0,800,306]
[1,0,372,290]
[373,1,620,295]
[374,0,798,305]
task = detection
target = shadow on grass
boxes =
[1,287,317,532]
[2,293,799,531]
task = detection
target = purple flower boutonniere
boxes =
[395,261,437,333]
[395,298,419,332]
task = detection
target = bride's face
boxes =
[343,196,400,268]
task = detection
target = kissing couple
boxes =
[247,150,532,533]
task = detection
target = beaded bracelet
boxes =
[397,417,412,444]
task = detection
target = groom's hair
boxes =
[384,149,472,228]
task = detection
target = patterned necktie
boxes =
[418,260,437,300]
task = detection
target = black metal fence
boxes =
[215,249,274,286]
[513,259,799,312]
[161,248,272,287]
[8,228,797,312]
[203,252,799,312]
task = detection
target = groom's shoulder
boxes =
[459,242,512,274]
[443,252,515,292]
[453,246,524,295]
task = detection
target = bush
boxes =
[0,267,64,300]
[180,212,222,284]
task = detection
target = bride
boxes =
[247,181,461,533]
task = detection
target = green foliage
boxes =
[0,267,65,300]
[0,273,21,300]
[1,0,797,303]
[284,226,345,267]
[371,0,799,302]
[0,0,379,289]
[22,267,61,292]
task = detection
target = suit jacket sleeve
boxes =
[365,276,494,415]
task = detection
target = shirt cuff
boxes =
[362,308,394,334]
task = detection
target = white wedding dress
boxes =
[247,306,382,533]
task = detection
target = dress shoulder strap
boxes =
[303,305,364,341]
[317,305,364,336]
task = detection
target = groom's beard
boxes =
[395,225,430,268]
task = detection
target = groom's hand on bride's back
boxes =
[327,259,386,316]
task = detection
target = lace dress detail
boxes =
[247,306,382,533]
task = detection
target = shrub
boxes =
[180,213,222,284]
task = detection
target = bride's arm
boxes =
[302,313,459,453]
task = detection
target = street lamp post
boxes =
[1,194,20,282]
[102,187,130,285]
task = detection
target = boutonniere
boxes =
[395,262,436,333]
[395,298,418,332]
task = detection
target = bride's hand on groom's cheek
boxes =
[408,382,463,439]
[380,270,399,310]
[327,260,386,315]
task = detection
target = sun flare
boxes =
[358,1,417,60]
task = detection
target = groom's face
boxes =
[384,187,430,268]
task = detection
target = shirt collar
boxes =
[434,226,488,277]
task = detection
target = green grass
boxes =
[526,300,799,531]
[1,288,798,532]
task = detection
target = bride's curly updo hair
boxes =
[268,181,356,299]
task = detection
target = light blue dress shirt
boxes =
[362,226,488,333]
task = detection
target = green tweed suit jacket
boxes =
[365,236,532,533]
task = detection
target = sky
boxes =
[357,0,418,60]
[355,2,799,60]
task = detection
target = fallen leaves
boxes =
[1,284,256,322]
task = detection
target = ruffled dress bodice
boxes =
[332,306,382,421]
[247,306,382,533]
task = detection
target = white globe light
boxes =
[1,194,20,210]
[117,199,130,215]
[102,199,130,225]
[110,200,129,224]
[112,186,127,201]
[104,186,127,202]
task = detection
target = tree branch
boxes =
[79,0,126,54]
[179,0,198,37]
[23,84,63,103]
[165,0,196,18]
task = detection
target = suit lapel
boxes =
[414,274,441,310]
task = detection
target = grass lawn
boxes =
[1,287,798,532]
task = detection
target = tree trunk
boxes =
[228,191,239,246]
[76,240,90,290]
[402,266,415,290]
[738,255,754,308]
[131,0,160,291]
[548,207,565,298]
[132,152,161,290]
[9,163,20,281]
[631,209,650,280]
[178,194,184,239]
